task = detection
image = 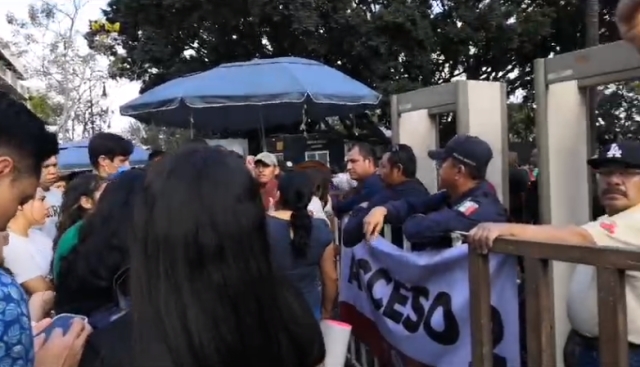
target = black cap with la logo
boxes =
[587,141,640,169]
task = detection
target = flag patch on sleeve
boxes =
[456,200,479,216]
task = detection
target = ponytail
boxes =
[289,206,312,259]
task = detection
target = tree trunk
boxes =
[586,0,600,220]
[586,0,600,148]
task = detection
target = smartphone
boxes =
[34,313,87,342]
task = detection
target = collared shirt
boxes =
[567,204,640,343]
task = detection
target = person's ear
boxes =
[97,156,110,168]
[451,164,462,178]
[79,196,94,210]
[0,156,15,177]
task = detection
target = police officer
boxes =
[363,135,508,250]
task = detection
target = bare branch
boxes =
[6,0,111,141]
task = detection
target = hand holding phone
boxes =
[34,316,92,367]
[34,314,88,344]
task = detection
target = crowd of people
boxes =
[1,89,639,366]
[1,2,640,364]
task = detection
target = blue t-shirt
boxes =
[267,216,334,319]
[0,268,34,366]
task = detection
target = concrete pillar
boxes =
[456,81,509,205]
[538,79,590,366]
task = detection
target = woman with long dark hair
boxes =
[78,146,324,367]
[54,170,145,317]
[52,173,106,279]
[268,171,338,320]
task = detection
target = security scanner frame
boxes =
[533,40,640,367]
[389,80,509,205]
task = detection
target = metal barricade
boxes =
[468,238,640,367]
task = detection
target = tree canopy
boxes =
[90,0,629,141]
[5,0,112,141]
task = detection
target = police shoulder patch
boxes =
[456,199,479,216]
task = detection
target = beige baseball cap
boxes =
[255,152,278,166]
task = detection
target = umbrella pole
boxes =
[190,114,194,139]
[259,113,267,150]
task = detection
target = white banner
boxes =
[339,238,520,367]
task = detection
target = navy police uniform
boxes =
[383,135,508,251]
[342,178,429,247]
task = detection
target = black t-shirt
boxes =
[508,167,529,221]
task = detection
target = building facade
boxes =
[0,41,29,100]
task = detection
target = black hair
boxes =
[349,142,377,165]
[54,169,145,316]
[53,173,105,249]
[130,146,323,366]
[451,158,483,180]
[148,149,165,161]
[184,137,209,146]
[0,92,59,177]
[304,168,331,207]
[88,132,134,169]
[277,171,313,259]
[385,144,417,178]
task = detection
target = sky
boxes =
[0,0,141,133]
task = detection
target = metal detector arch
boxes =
[534,40,640,366]
[390,80,509,203]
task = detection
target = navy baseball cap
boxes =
[587,141,640,169]
[428,135,493,177]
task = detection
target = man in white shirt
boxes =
[467,141,640,366]
[34,155,62,240]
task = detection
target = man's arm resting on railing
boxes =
[498,223,596,247]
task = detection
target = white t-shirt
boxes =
[4,230,53,284]
[308,196,329,222]
[34,188,62,240]
[567,204,640,343]
[332,173,357,191]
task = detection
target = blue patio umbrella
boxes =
[58,140,149,172]
[120,57,381,132]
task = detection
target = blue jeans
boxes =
[577,345,640,367]
[565,330,640,367]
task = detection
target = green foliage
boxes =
[596,82,640,142]
[7,0,112,141]
[508,103,535,143]
[27,93,62,125]
[88,0,632,141]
